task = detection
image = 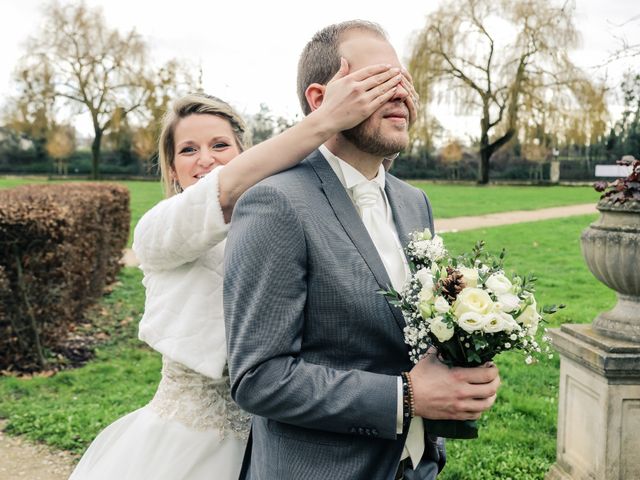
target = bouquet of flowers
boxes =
[384,229,563,439]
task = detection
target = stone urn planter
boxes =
[581,199,640,341]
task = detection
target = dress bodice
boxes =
[148,357,251,440]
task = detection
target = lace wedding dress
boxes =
[70,167,250,479]
[70,360,250,479]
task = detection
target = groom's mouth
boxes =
[382,108,409,124]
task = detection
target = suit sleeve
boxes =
[224,184,399,440]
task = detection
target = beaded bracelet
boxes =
[401,372,415,430]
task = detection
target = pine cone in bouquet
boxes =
[439,267,464,302]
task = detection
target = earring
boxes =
[173,180,183,194]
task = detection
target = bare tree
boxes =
[21,1,175,179]
[409,0,604,183]
[46,124,76,175]
[440,139,464,179]
[3,58,57,161]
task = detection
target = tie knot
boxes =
[351,181,380,210]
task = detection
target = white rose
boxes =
[453,288,494,317]
[498,311,520,332]
[518,305,541,334]
[458,266,479,288]
[485,273,513,295]
[418,285,434,304]
[434,296,450,314]
[419,299,433,320]
[483,312,506,333]
[430,316,454,342]
[484,311,518,333]
[415,268,434,290]
[496,293,521,313]
[457,311,487,333]
[418,285,435,319]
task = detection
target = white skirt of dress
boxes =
[70,358,249,480]
[69,406,246,480]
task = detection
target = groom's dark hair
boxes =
[296,20,388,116]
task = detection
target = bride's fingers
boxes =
[364,84,398,114]
[402,75,419,103]
[366,74,402,102]
[347,63,393,82]
[359,66,401,92]
[402,67,415,85]
[327,57,350,83]
[401,77,419,124]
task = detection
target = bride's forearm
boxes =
[217,62,403,222]
[217,109,334,222]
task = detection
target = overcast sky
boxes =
[1,0,639,138]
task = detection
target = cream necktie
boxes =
[350,180,407,292]
[351,179,424,468]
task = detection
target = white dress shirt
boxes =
[320,145,425,469]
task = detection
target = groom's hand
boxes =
[408,351,500,421]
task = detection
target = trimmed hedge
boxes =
[0,183,130,372]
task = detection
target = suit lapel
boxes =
[308,151,406,331]
[385,177,412,251]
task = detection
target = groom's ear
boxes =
[304,83,326,113]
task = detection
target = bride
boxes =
[69,59,409,479]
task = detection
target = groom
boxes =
[224,20,500,480]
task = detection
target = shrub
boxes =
[0,183,130,372]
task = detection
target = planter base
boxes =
[593,293,640,342]
[546,324,640,480]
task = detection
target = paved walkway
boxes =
[434,202,596,233]
[1,202,598,477]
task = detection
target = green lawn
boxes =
[0,268,160,454]
[0,213,616,479]
[1,177,601,246]
[416,183,600,218]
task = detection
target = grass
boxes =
[0,213,616,479]
[0,268,161,454]
[414,183,600,219]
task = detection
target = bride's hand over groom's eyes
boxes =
[317,58,403,130]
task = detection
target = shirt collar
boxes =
[319,144,386,191]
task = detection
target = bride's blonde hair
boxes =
[158,93,249,198]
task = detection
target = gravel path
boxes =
[0,421,75,480]
[2,202,598,477]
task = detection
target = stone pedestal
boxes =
[550,160,561,183]
[546,323,640,480]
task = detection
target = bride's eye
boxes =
[180,146,197,154]
[212,142,229,150]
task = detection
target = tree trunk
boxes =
[479,148,490,184]
[91,129,103,180]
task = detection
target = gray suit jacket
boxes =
[224,150,445,480]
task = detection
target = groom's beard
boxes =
[341,117,408,157]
